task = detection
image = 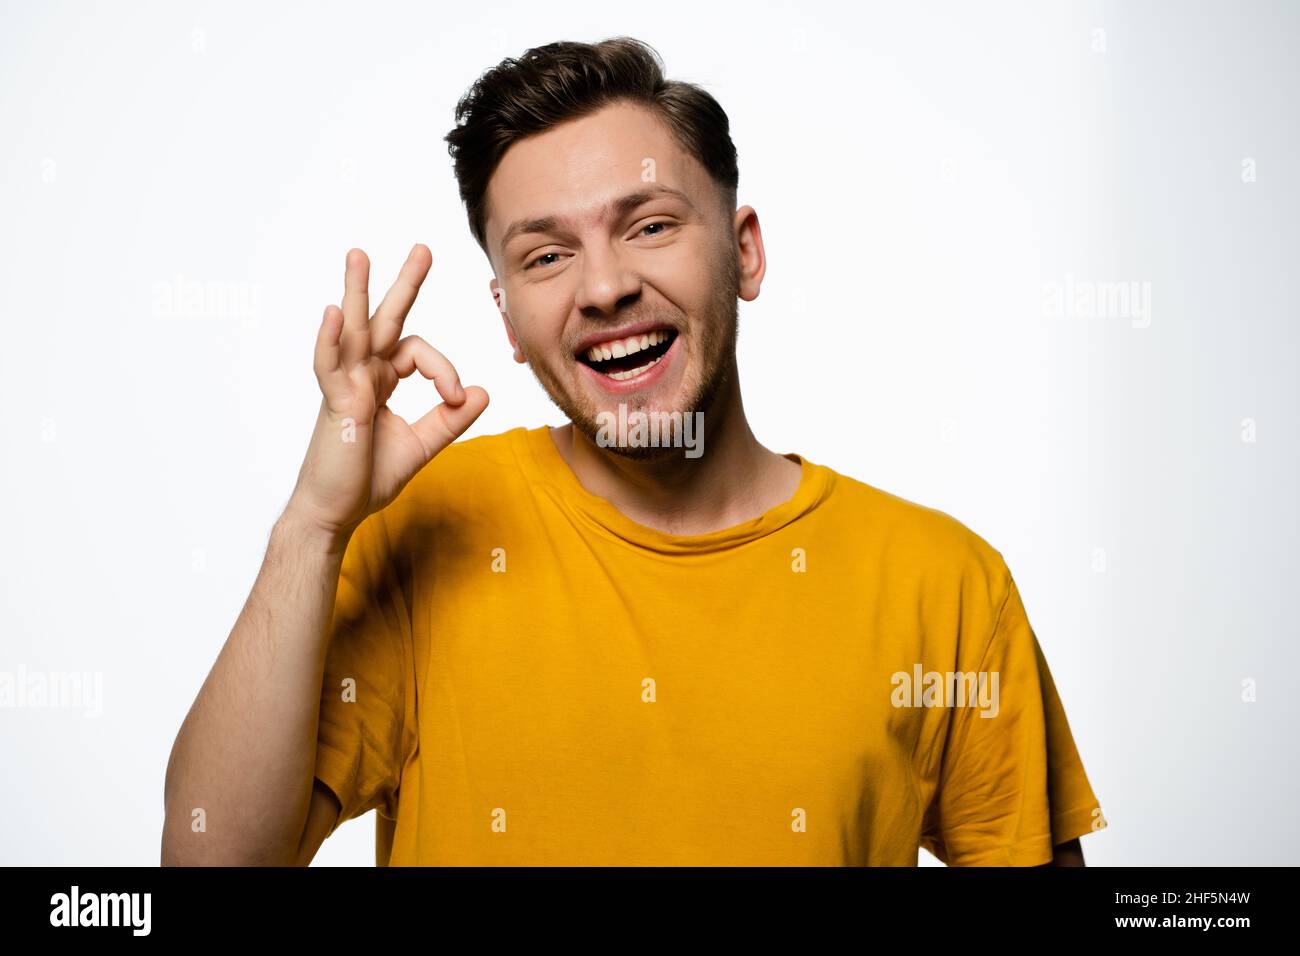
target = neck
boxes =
[550,361,802,535]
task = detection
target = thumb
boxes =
[410,386,490,461]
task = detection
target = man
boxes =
[162,36,1103,866]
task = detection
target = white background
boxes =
[1,0,1296,865]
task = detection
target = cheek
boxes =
[506,293,567,355]
[641,248,718,314]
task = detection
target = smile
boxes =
[576,328,678,381]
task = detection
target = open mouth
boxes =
[576,328,678,381]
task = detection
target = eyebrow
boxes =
[497,185,697,256]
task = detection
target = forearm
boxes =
[161,509,347,865]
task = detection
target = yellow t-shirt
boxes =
[314,424,1104,866]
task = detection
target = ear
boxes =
[733,205,767,303]
[490,277,527,364]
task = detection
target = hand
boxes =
[285,245,489,546]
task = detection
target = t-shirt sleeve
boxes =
[920,571,1104,866]
[313,509,417,834]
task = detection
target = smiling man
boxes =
[162,36,1104,867]
[478,92,801,536]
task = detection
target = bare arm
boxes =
[161,245,488,866]
[160,507,347,865]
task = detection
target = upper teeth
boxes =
[585,329,670,363]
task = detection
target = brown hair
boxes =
[444,36,739,253]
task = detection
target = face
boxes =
[483,99,763,459]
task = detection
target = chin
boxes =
[588,434,684,462]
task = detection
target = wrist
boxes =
[274,502,354,557]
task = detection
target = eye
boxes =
[638,220,675,238]
[526,251,563,270]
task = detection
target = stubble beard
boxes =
[522,246,740,462]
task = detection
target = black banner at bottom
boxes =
[0,866,1275,941]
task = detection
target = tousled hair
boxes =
[444,36,739,253]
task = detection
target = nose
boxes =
[574,240,641,316]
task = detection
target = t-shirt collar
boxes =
[516,424,835,556]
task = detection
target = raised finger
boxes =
[339,248,370,367]
[313,304,347,398]
[369,244,433,356]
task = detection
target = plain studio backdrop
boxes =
[1,0,1296,866]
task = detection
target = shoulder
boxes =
[823,467,1013,603]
